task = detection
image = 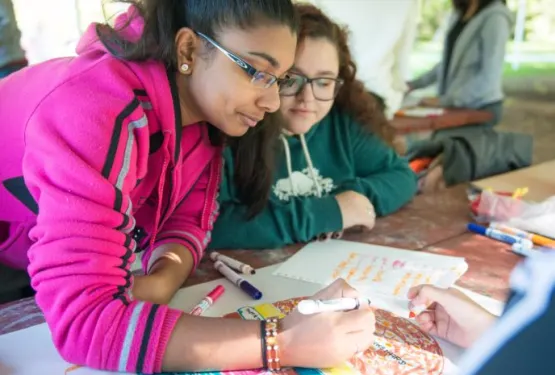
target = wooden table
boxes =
[0,185,521,337]
[472,160,555,202]
[391,108,493,135]
[390,108,493,154]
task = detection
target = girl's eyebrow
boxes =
[248,51,280,68]
[290,66,337,77]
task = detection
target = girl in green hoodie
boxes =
[210,3,417,250]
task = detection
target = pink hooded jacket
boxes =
[0,9,222,374]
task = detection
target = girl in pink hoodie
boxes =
[0,1,376,373]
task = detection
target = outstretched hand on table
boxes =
[335,191,376,231]
[407,285,497,348]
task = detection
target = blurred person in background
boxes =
[0,0,27,78]
[309,0,419,119]
[408,0,513,130]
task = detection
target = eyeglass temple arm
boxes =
[196,31,257,76]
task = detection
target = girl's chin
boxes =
[284,121,316,135]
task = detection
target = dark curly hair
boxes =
[294,3,394,145]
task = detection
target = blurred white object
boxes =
[477,192,555,239]
[311,0,419,119]
[399,106,445,117]
[505,196,555,239]
[11,0,127,63]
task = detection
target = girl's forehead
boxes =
[217,25,297,74]
[293,38,339,75]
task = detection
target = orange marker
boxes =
[490,223,555,248]
[409,158,433,173]
[65,365,82,374]
[408,303,430,319]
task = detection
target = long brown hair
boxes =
[295,3,394,144]
[227,111,284,218]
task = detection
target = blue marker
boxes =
[214,260,262,300]
[467,223,533,249]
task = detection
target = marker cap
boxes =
[208,285,225,300]
[240,280,262,300]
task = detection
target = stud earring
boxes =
[180,63,190,73]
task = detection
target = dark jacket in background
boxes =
[408,129,533,186]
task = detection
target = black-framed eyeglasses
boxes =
[279,73,344,101]
[196,32,290,91]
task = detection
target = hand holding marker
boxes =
[408,303,431,319]
[298,297,371,315]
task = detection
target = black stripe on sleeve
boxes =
[2,176,39,214]
[113,235,134,304]
[114,188,123,212]
[101,97,140,179]
[96,96,142,305]
[115,213,130,231]
[132,89,148,97]
[120,235,134,267]
[136,304,161,373]
[149,131,164,155]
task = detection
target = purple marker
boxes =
[214,260,262,300]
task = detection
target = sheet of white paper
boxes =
[0,265,503,375]
[274,240,468,299]
[399,107,445,117]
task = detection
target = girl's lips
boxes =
[239,113,261,127]
[290,108,314,115]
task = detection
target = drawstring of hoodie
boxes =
[280,133,322,198]
[280,134,297,196]
[299,134,322,197]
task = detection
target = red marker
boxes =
[189,285,225,316]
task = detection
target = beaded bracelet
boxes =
[260,320,268,369]
[261,318,281,372]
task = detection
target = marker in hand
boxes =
[408,304,427,319]
[408,301,435,319]
[214,260,262,300]
[297,297,371,315]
